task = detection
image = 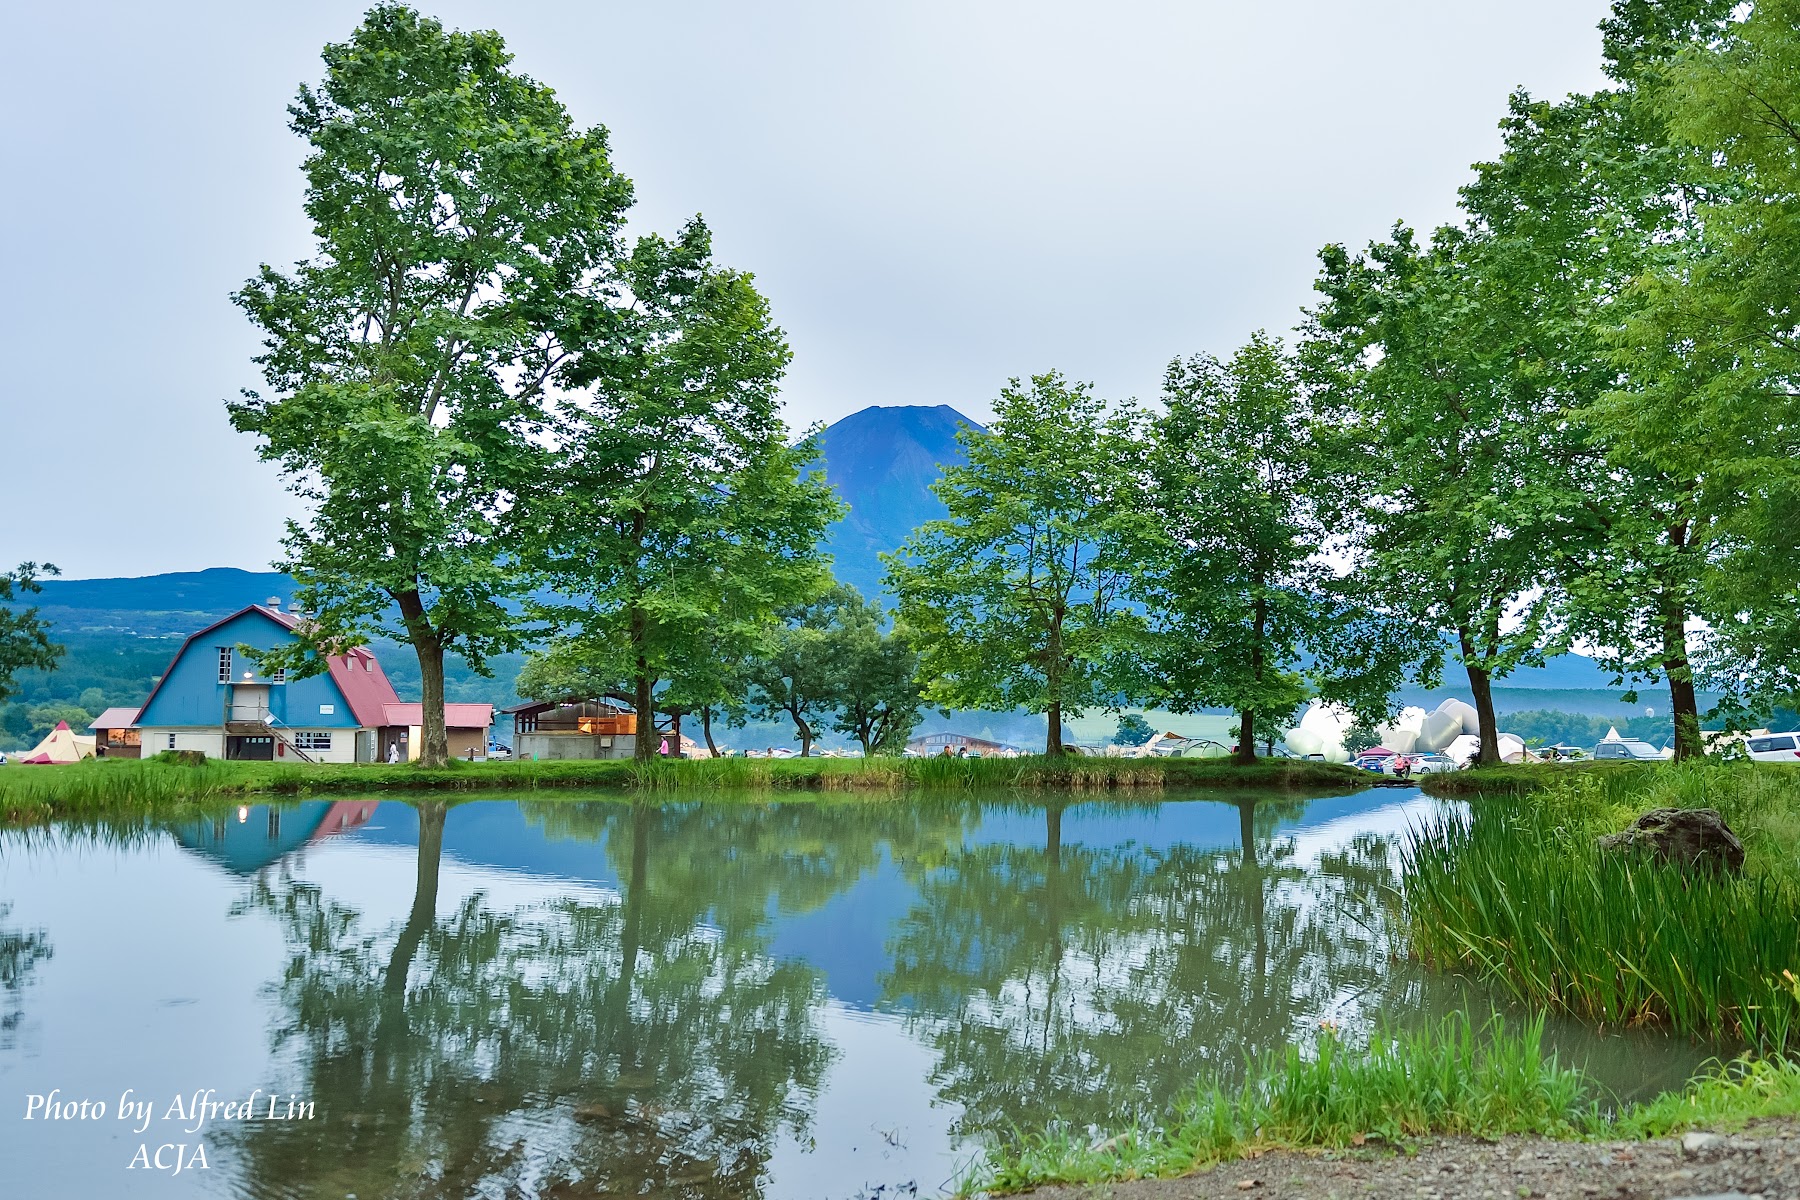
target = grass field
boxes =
[0,753,1368,824]
[968,1013,1800,1194]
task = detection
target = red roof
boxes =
[380,702,493,730]
[325,645,401,728]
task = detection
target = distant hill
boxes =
[813,403,983,600]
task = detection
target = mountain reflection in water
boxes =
[0,790,1716,1200]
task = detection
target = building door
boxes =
[227,735,275,761]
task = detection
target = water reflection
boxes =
[0,789,1719,1200]
[0,902,51,1050]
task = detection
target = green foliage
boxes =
[229,5,633,765]
[1403,762,1800,1050]
[0,563,64,708]
[888,373,1144,755]
[822,588,924,756]
[1132,334,1342,761]
[1304,215,1575,765]
[517,216,839,761]
[1113,713,1154,746]
[1625,0,1800,712]
[742,586,851,755]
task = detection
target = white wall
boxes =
[278,729,357,765]
[139,729,225,758]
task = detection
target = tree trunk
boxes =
[396,589,449,768]
[1237,590,1266,765]
[1045,700,1064,756]
[1458,625,1501,765]
[1662,603,1702,761]
[701,706,718,758]
[1044,613,1066,756]
[632,664,655,763]
[669,710,683,757]
[792,709,813,757]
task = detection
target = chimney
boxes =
[266,596,282,609]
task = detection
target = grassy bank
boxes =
[968,1014,1800,1194]
[0,754,1365,823]
[1406,761,1800,1049]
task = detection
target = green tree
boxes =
[1447,77,1731,760]
[1621,0,1800,715]
[1305,222,1576,766]
[0,563,63,707]
[229,6,632,765]
[1136,334,1345,764]
[887,374,1143,755]
[521,223,841,762]
[822,588,924,756]
[1113,713,1154,747]
[743,586,854,756]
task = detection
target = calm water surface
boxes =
[0,788,1716,1200]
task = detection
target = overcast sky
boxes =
[1,1,1614,579]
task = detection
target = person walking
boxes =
[387,742,400,764]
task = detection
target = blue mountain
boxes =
[812,403,984,600]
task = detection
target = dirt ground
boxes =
[1023,1119,1800,1200]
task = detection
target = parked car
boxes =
[1408,752,1455,774]
[1592,738,1662,761]
[1351,755,1388,773]
[1746,732,1800,763]
[486,742,512,760]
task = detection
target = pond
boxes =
[0,788,1716,1199]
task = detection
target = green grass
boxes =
[1404,761,1800,1049]
[968,1013,1800,1194]
[0,753,1365,823]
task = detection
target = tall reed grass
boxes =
[1402,763,1800,1049]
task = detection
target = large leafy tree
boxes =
[1623,0,1800,714]
[522,223,840,762]
[1304,224,1576,764]
[887,374,1143,755]
[1138,334,1343,763]
[1451,37,1736,758]
[230,6,630,765]
[0,563,62,707]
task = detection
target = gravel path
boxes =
[1023,1119,1800,1200]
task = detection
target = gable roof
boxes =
[134,604,400,729]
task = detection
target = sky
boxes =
[1,1,1615,579]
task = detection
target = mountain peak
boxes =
[815,404,983,600]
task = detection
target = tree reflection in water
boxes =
[882,796,1409,1140]
[228,798,977,1199]
[0,902,52,1049]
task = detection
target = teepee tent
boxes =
[19,721,95,765]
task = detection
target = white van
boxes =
[1592,738,1662,761]
[1746,732,1800,763]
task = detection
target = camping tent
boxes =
[19,720,96,764]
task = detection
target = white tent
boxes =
[19,720,95,765]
